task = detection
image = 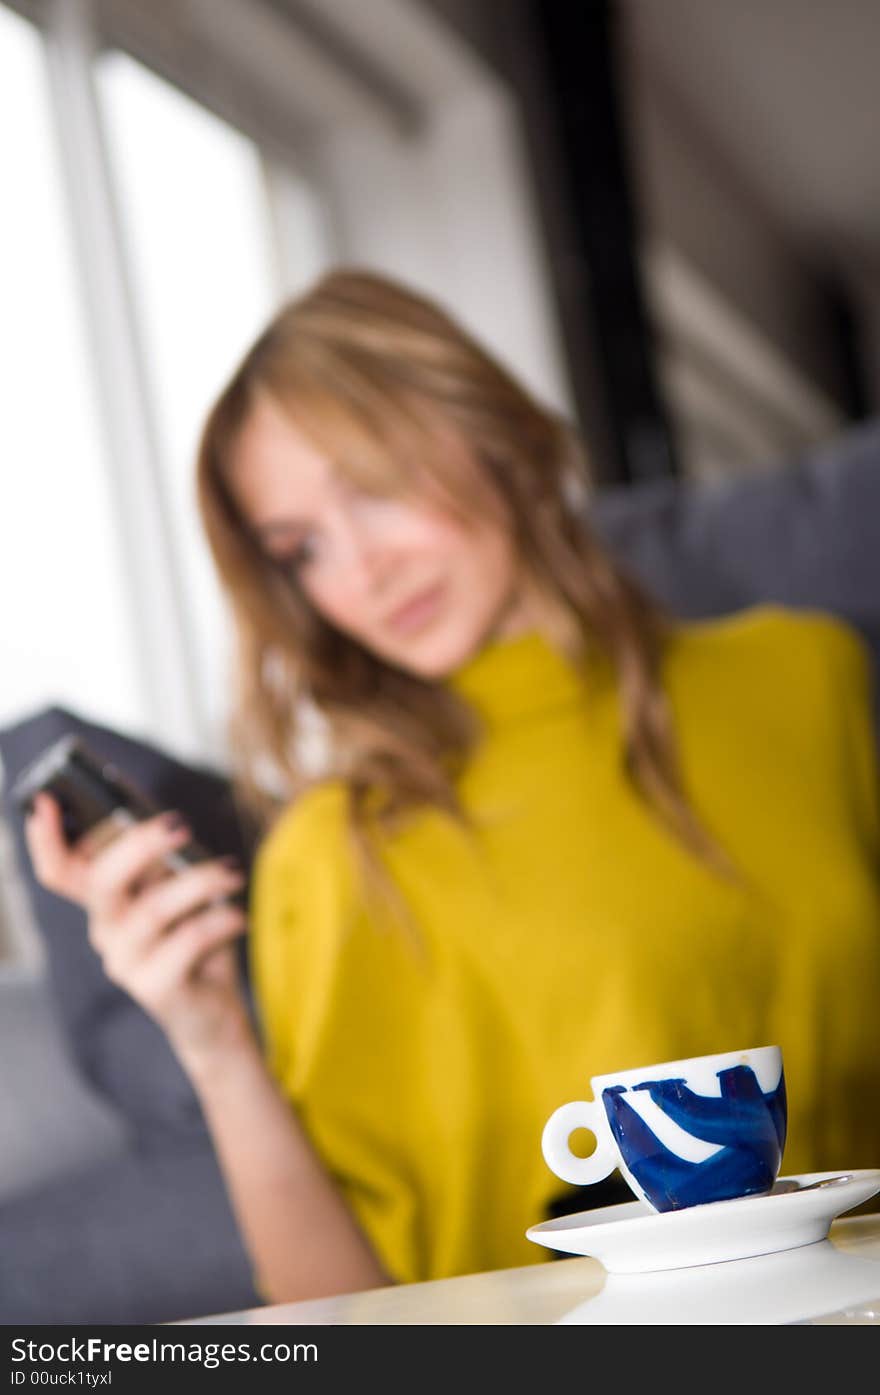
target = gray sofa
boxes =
[2,416,879,1325]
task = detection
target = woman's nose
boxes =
[337,500,397,590]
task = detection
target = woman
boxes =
[25,269,880,1303]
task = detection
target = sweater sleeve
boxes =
[247,810,300,1092]
[246,780,353,1100]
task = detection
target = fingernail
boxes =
[161,812,190,833]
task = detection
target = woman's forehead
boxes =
[238,391,421,487]
[228,388,493,535]
[226,400,333,523]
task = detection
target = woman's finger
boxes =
[24,793,91,903]
[85,811,195,919]
[128,906,248,1017]
[122,856,247,935]
[100,899,247,989]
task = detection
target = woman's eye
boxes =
[291,539,320,572]
[272,539,318,575]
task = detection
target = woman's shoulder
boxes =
[667,603,871,688]
[248,778,361,956]
[253,777,350,878]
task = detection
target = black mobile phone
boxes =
[9,734,218,881]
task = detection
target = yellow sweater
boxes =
[249,605,880,1284]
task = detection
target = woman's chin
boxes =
[376,624,488,682]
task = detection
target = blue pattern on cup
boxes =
[603,1065,788,1211]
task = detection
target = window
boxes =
[0,7,334,758]
[96,51,280,752]
[0,5,145,736]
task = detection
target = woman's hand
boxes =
[24,792,253,1069]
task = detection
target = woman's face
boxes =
[229,394,535,679]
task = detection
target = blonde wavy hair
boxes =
[196,268,732,895]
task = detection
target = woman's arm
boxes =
[182,1021,391,1305]
[24,793,391,1306]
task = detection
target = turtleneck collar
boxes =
[445,628,592,727]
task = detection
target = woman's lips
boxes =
[385,582,447,635]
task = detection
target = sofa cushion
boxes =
[0,1142,260,1324]
[0,706,261,1142]
[0,966,129,1203]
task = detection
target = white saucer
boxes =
[526,1170,880,1275]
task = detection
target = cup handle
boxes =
[541,1099,618,1187]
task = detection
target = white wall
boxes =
[317,82,574,419]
